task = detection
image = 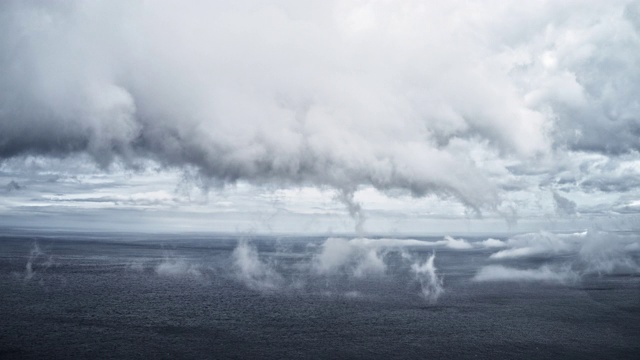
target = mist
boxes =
[474,230,640,283]
[231,237,446,302]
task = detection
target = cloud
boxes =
[2,0,640,224]
[232,240,284,291]
[442,235,473,250]
[473,265,578,284]
[486,230,640,277]
[479,238,507,248]
[0,1,560,210]
[230,237,446,302]
[5,180,22,192]
[155,259,202,278]
[489,231,579,259]
[312,237,387,277]
[13,242,55,282]
[311,236,472,276]
[312,237,445,302]
[409,252,444,303]
[552,191,577,216]
[577,232,640,275]
[613,199,640,214]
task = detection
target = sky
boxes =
[1,0,640,234]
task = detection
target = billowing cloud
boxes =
[1,0,640,226]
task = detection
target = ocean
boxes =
[0,231,638,359]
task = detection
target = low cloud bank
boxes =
[231,237,446,303]
[473,265,579,284]
[489,231,582,260]
[475,230,640,282]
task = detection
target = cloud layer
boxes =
[2,0,639,218]
[474,230,640,282]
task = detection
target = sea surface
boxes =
[0,231,639,359]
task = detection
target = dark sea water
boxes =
[0,232,639,359]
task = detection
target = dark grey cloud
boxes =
[4,180,21,192]
[581,174,640,193]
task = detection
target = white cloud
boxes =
[479,238,507,248]
[489,231,579,259]
[473,265,578,284]
[230,237,445,302]
[486,230,640,277]
[232,240,284,291]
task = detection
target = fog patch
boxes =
[481,230,640,282]
[126,261,145,272]
[232,240,284,291]
[14,242,55,283]
[312,237,387,278]
[577,233,640,275]
[442,235,473,250]
[155,257,202,278]
[489,231,579,259]
[231,237,446,303]
[314,238,446,303]
[473,265,579,284]
[408,252,444,303]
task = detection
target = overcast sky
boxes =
[1,0,640,234]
